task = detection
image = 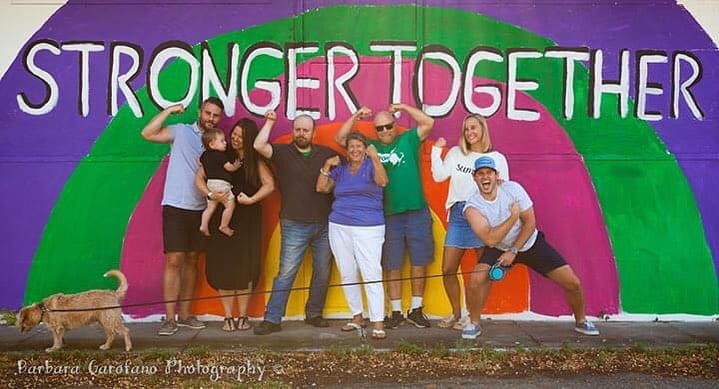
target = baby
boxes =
[199,128,241,236]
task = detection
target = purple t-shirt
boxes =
[329,158,384,226]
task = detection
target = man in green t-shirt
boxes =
[336,103,435,329]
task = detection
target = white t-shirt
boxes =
[463,181,537,252]
[431,146,509,214]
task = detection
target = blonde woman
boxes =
[431,114,509,330]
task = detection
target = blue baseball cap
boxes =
[473,156,497,173]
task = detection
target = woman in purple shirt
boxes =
[317,132,389,339]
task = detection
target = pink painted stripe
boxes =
[120,158,167,317]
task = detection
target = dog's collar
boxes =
[38,301,49,322]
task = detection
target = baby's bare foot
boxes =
[219,226,234,236]
[199,226,210,236]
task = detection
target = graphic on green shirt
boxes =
[370,128,426,215]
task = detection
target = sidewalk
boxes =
[2,320,717,352]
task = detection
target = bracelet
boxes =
[320,168,330,177]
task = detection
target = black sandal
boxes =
[222,317,237,332]
[236,316,251,331]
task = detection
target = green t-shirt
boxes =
[369,128,427,215]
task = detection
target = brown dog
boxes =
[17,270,132,352]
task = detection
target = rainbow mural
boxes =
[1,1,717,320]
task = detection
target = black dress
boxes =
[205,161,262,290]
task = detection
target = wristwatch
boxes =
[207,192,213,200]
[508,247,519,255]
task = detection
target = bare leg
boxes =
[178,252,199,321]
[236,286,252,330]
[218,289,235,330]
[545,265,587,324]
[218,289,235,316]
[237,282,252,321]
[386,269,402,301]
[163,252,184,322]
[442,247,465,319]
[218,199,235,236]
[200,200,218,236]
[410,265,425,300]
[467,262,492,324]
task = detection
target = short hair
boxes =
[346,131,368,148]
[201,96,224,111]
[459,114,492,155]
[293,114,315,130]
[201,128,223,149]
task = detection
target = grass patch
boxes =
[0,309,16,326]
[394,340,425,356]
[183,344,211,357]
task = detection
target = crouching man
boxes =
[462,156,599,339]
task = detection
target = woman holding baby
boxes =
[195,118,274,331]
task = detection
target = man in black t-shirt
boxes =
[253,110,338,335]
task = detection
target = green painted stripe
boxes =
[27,5,717,314]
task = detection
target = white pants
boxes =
[328,222,385,322]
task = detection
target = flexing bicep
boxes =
[142,126,173,143]
[464,207,492,243]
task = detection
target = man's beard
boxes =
[294,138,310,148]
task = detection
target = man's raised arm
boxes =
[141,104,184,144]
[389,103,434,141]
[254,110,276,159]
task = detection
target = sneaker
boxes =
[157,320,178,336]
[253,320,282,335]
[454,316,471,331]
[176,316,206,329]
[574,321,600,336]
[304,316,330,328]
[383,311,405,329]
[406,307,431,328]
[461,323,482,339]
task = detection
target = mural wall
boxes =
[1,0,717,320]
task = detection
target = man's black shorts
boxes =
[162,205,205,253]
[479,231,567,275]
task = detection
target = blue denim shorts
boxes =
[382,207,434,270]
[444,202,485,249]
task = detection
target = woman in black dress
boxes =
[195,118,274,331]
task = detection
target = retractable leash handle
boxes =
[489,260,512,281]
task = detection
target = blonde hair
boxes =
[459,114,492,155]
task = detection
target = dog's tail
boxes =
[104,270,128,300]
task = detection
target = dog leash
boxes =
[43,267,500,313]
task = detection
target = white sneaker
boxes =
[461,323,482,339]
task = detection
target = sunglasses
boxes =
[375,123,394,132]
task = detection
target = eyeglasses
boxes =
[375,123,394,132]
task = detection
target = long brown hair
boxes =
[227,118,261,186]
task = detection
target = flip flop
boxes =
[236,316,251,331]
[341,322,366,332]
[371,329,386,339]
[221,317,237,332]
